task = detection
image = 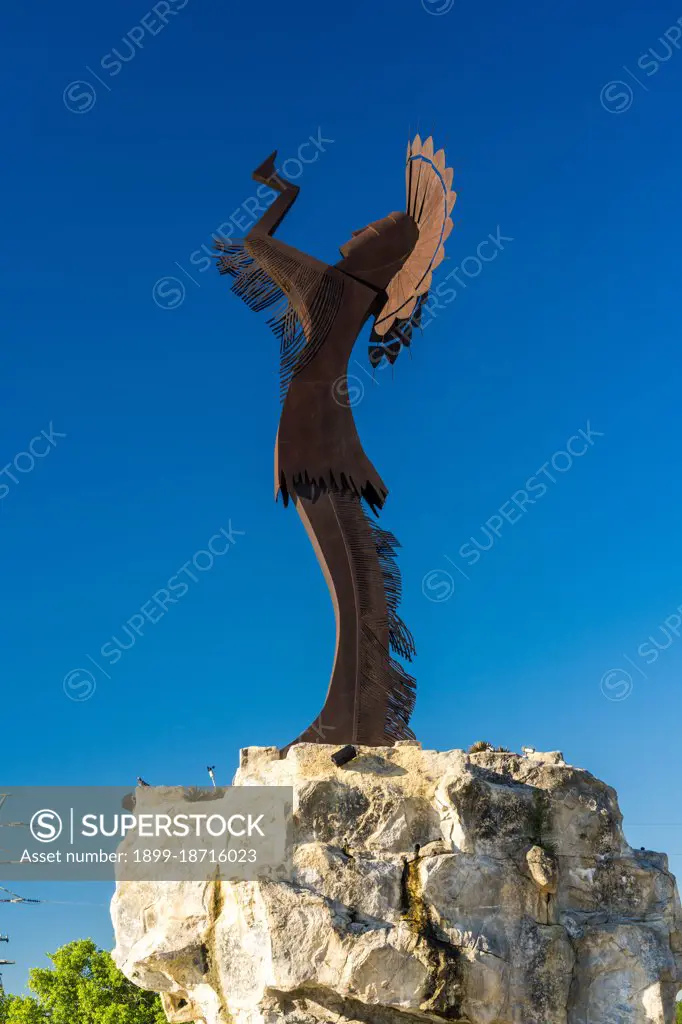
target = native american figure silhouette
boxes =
[215,136,456,750]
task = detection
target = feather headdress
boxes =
[369,134,456,367]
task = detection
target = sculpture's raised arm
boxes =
[247,151,300,239]
[213,149,306,323]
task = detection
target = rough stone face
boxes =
[111,744,682,1024]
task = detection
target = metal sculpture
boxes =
[216,135,456,750]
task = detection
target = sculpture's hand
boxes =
[252,151,283,188]
[247,151,299,238]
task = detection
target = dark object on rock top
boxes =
[331,745,358,767]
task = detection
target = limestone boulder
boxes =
[111,744,682,1023]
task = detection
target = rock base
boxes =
[112,743,682,1023]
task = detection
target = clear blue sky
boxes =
[3,0,682,995]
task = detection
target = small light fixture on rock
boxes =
[331,745,357,767]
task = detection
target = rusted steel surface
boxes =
[215,138,455,751]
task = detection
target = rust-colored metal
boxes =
[215,139,455,751]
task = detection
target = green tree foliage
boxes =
[0,940,168,1024]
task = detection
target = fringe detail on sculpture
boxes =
[359,622,417,742]
[368,293,427,369]
[216,237,343,403]
[333,493,417,742]
[283,469,387,514]
[367,522,417,661]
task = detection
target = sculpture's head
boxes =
[337,212,419,291]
